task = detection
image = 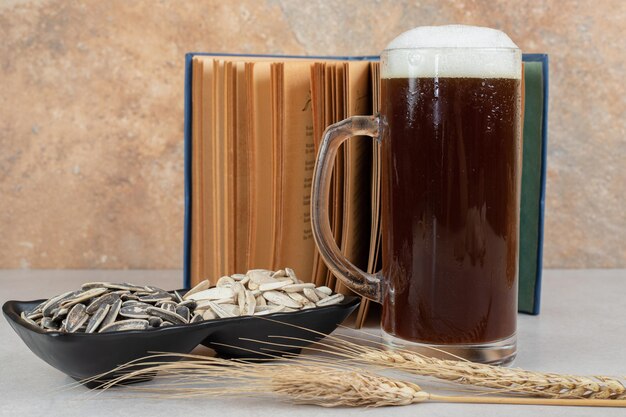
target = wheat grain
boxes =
[92,353,626,408]
[245,319,626,400]
[321,339,626,399]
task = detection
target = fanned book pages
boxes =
[183,53,548,326]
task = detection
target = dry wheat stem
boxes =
[93,354,626,408]
[237,332,623,400]
[79,318,626,407]
[247,318,626,400]
[341,341,626,399]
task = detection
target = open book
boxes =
[183,53,548,323]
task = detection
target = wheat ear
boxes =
[94,354,626,408]
[245,319,626,400]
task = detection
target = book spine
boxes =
[183,53,194,289]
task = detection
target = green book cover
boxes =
[519,60,547,314]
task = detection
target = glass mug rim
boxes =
[382,46,520,52]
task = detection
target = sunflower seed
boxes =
[217,276,235,287]
[41,317,59,330]
[315,289,330,299]
[282,283,316,292]
[220,304,240,316]
[100,299,122,328]
[175,306,190,322]
[287,292,309,304]
[213,297,236,304]
[159,301,178,312]
[148,316,162,327]
[315,286,333,296]
[255,295,267,306]
[303,287,320,303]
[233,283,246,313]
[202,309,217,320]
[120,293,139,301]
[51,307,68,321]
[177,300,197,309]
[26,311,43,321]
[85,304,111,333]
[138,292,173,303]
[182,280,211,300]
[21,311,39,328]
[146,306,188,324]
[285,267,299,281]
[271,269,287,278]
[66,304,89,333]
[253,305,285,316]
[259,280,290,291]
[99,319,149,333]
[193,300,212,310]
[185,287,234,301]
[103,283,147,292]
[144,285,167,293]
[248,270,275,284]
[204,301,236,318]
[86,293,119,315]
[315,293,345,307]
[262,291,301,309]
[120,304,151,319]
[61,288,108,309]
[81,282,110,290]
[190,314,203,323]
[41,290,80,316]
[244,291,256,316]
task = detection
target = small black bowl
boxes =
[3,291,359,387]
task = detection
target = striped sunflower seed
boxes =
[99,319,149,333]
[146,306,188,325]
[85,304,111,333]
[66,304,89,333]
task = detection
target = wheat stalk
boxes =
[242,319,626,400]
[80,318,626,408]
[357,348,626,399]
[304,331,626,399]
[92,353,626,408]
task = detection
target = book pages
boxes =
[190,55,378,326]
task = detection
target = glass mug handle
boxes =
[311,115,383,303]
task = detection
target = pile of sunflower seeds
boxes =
[20,268,344,334]
[184,268,344,320]
[21,282,199,333]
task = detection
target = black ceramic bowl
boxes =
[3,291,359,387]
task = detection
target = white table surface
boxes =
[1,269,624,416]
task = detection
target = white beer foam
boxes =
[382,25,521,79]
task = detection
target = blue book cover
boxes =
[182,53,548,315]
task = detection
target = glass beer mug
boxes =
[311,25,522,364]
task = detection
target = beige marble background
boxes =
[0,0,624,269]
